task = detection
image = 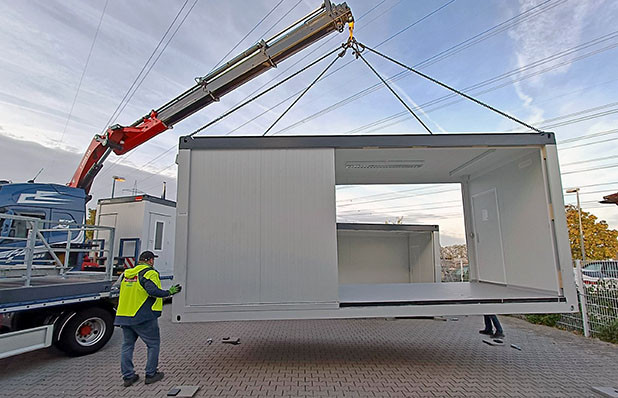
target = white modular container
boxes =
[337,223,440,284]
[172,133,577,322]
[95,195,175,284]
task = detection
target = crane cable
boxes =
[354,40,547,134]
[350,39,433,134]
[186,45,345,138]
[263,45,348,136]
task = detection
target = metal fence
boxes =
[0,213,115,286]
[558,260,618,338]
[441,258,469,282]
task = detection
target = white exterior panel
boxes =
[259,149,338,304]
[174,148,338,319]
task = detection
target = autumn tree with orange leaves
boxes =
[565,205,618,260]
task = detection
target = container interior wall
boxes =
[181,148,339,308]
[467,149,559,293]
[337,230,435,284]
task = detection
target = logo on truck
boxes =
[17,191,71,205]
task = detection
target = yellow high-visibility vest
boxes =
[116,263,163,317]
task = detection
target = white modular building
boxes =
[172,133,577,322]
[95,195,175,285]
[337,223,440,285]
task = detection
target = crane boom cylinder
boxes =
[69,1,353,194]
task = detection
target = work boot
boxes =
[145,371,164,385]
[479,329,492,335]
[123,374,139,387]
[492,331,505,339]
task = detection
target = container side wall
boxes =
[410,232,436,283]
[259,149,338,304]
[338,232,410,284]
[185,150,261,305]
[177,148,338,313]
[544,145,577,306]
[172,150,191,320]
[468,149,559,292]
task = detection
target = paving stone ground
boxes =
[1,304,617,397]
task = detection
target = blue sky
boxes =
[0,0,617,245]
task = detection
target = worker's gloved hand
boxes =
[168,284,182,295]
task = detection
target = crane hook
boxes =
[348,20,354,42]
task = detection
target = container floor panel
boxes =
[339,282,561,307]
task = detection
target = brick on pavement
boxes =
[1,304,617,397]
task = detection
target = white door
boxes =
[471,189,506,284]
[148,213,173,276]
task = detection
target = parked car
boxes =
[576,261,618,285]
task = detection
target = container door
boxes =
[471,188,506,284]
[148,213,173,276]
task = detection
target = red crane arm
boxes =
[68,110,167,193]
[67,1,353,195]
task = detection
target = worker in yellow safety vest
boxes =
[114,250,181,387]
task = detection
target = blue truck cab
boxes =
[0,182,87,263]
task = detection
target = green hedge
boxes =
[597,320,618,344]
[525,313,562,327]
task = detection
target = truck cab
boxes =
[0,182,86,264]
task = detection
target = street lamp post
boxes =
[111,176,125,198]
[566,188,586,262]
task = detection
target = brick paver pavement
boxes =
[1,305,617,397]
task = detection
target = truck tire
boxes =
[56,307,114,356]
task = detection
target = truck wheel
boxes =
[56,307,114,356]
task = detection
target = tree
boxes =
[85,208,96,240]
[565,205,618,260]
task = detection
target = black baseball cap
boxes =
[139,251,158,262]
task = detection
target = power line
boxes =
[97,0,408,190]
[187,46,342,138]
[338,187,460,207]
[96,0,357,189]
[360,41,546,133]
[336,184,441,202]
[559,136,618,151]
[342,189,618,218]
[266,0,567,136]
[59,0,109,144]
[122,0,551,184]
[208,0,286,73]
[226,0,459,136]
[562,163,618,175]
[339,182,618,211]
[97,0,197,180]
[98,0,612,195]
[225,0,393,113]
[342,33,618,135]
[263,49,345,136]
[562,155,618,167]
[101,0,193,133]
[260,0,303,39]
[557,128,618,145]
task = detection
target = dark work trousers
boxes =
[483,315,503,333]
[120,318,160,379]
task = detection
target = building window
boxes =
[154,221,164,251]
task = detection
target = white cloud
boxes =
[508,0,605,122]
